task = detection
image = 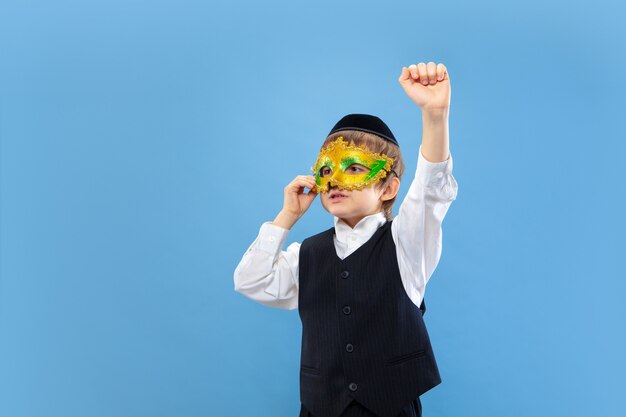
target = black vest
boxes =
[298,219,442,417]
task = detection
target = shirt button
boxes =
[346,343,354,352]
[268,236,276,242]
[348,382,358,391]
[343,305,351,315]
[340,271,350,279]
[436,172,444,178]
[350,235,357,241]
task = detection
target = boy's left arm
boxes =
[391,61,458,307]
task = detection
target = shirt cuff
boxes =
[415,144,454,188]
[256,221,290,254]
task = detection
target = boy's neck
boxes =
[339,217,360,229]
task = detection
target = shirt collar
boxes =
[333,212,387,245]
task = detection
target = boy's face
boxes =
[313,135,399,228]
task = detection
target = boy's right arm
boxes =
[234,175,318,311]
[233,219,300,310]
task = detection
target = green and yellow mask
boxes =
[310,136,395,193]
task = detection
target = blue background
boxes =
[1,0,624,416]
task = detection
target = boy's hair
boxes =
[320,130,405,221]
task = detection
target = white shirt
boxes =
[234,145,458,310]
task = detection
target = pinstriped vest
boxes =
[298,219,441,417]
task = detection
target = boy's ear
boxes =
[379,177,400,202]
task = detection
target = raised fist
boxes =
[398,61,451,111]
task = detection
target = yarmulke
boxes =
[327,113,399,147]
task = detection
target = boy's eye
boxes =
[320,166,332,177]
[347,164,368,173]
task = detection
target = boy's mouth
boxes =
[329,190,348,201]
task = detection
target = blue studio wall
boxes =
[1,0,624,416]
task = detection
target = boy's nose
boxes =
[325,185,337,196]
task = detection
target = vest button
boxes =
[340,270,350,279]
[343,305,351,315]
[348,382,358,391]
[345,343,354,352]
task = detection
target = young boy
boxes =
[234,62,458,417]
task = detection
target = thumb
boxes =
[302,190,317,208]
[398,67,412,87]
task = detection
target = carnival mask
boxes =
[310,136,395,193]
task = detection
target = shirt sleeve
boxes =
[391,144,458,309]
[233,221,300,310]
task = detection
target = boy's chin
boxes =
[324,206,353,217]
[321,203,340,213]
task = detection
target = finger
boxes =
[436,63,447,81]
[427,62,437,84]
[417,63,428,85]
[296,178,314,188]
[295,176,315,184]
[398,66,411,83]
[306,178,317,188]
[408,64,419,80]
[304,183,318,195]
[289,178,314,191]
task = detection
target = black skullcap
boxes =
[327,113,399,147]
